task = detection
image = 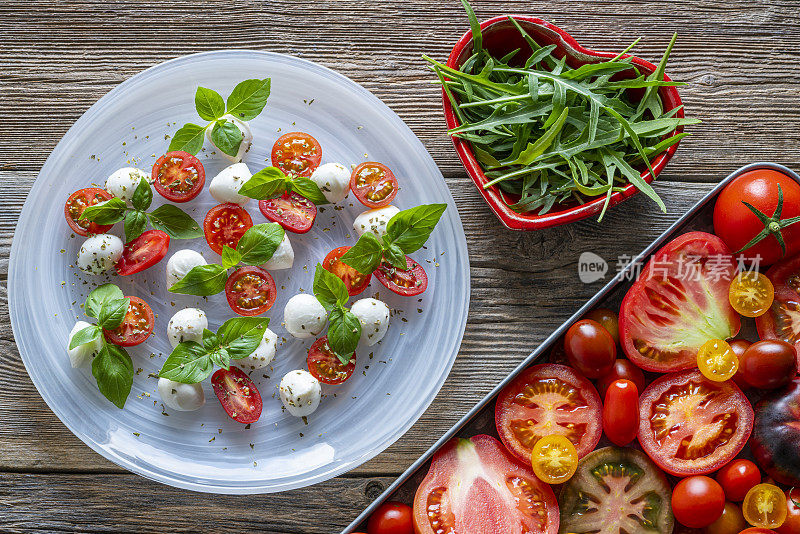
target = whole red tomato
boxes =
[671,476,726,528]
[596,359,646,397]
[713,169,800,266]
[367,501,413,534]
[715,459,761,502]
[564,319,616,378]
[602,379,639,446]
[775,487,800,534]
[739,340,797,390]
[730,339,753,390]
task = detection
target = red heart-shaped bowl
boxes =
[442,16,686,230]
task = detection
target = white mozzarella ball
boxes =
[279,370,321,417]
[67,320,103,368]
[167,308,208,348]
[310,162,350,203]
[236,328,278,371]
[77,233,123,275]
[158,378,205,411]
[261,233,294,271]
[106,167,151,206]
[283,294,327,339]
[205,114,252,163]
[165,249,207,288]
[351,298,391,346]
[353,205,400,239]
[208,162,252,205]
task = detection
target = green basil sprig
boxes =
[170,223,284,296]
[340,204,447,275]
[238,166,329,206]
[169,79,271,156]
[313,264,361,364]
[158,317,270,384]
[79,178,203,242]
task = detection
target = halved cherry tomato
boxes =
[596,358,645,398]
[729,271,775,318]
[64,188,114,236]
[672,476,726,528]
[706,501,747,534]
[115,229,170,276]
[756,254,800,367]
[743,483,788,529]
[716,459,762,502]
[103,296,154,347]
[366,502,413,534]
[374,256,427,297]
[211,366,262,424]
[271,132,321,177]
[583,307,620,344]
[775,488,800,534]
[564,319,616,378]
[730,339,754,390]
[739,340,797,390]
[322,246,371,296]
[225,266,276,316]
[697,339,739,382]
[413,434,559,534]
[495,363,602,464]
[350,162,399,208]
[203,203,252,255]
[638,369,754,476]
[530,434,578,484]
[306,336,355,385]
[258,191,317,234]
[602,379,639,446]
[151,151,205,203]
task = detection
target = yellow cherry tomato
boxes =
[530,434,578,484]
[697,339,739,382]
[742,483,787,528]
[729,271,775,318]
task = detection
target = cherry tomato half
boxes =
[65,188,114,236]
[271,132,322,177]
[115,229,170,276]
[323,246,371,296]
[697,338,739,382]
[739,340,798,390]
[671,475,726,528]
[775,488,800,534]
[350,162,399,208]
[306,336,355,385]
[211,366,262,424]
[730,339,753,390]
[564,319,616,378]
[716,459,762,502]
[595,358,645,398]
[225,266,276,316]
[374,256,428,297]
[103,296,154,347]
[151,151,205,203]
[729,271,775,318]
[602,379,639,446]
[530,434,578,484]
[583,307,620,344]
[743,483,788,529]
[258,191,317,234]
[203,203,253,255]
[706,501,747,534]
[367,501,413,534]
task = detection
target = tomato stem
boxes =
[737,184,800,258]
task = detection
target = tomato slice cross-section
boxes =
[271,132,322,178]
[64,187,114,236]
[756,254,800,368]
[103,296,154,347]
[350,161,399,208]
[152,151,205,203]
[323,246,371,296]
[258,191,317,234]
[203,203,253,255]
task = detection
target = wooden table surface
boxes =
[2,0,799,532]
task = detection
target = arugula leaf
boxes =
[226,78,271,121]
[124,210,148,242]
[169,264,228,296]
[221,245,242,270]
[291,177,329,205]
[148,204,203,239]
[339,232,384,275]
[327,306,361,364]
[168,123,206,155]
[195,87,226,121]
[210,119,243,157]
[383,243,407,270]
[97,297,130,330]
[79,197,127,225]
[236,223,284,265]
[313,264,349,311]
[159,341,214,384]
[217,317,270,360]
[130,178,152,211]
[92,344,134,409]
[85,284,125,319]
[238,167,290,200]
[384,204,447,254]
[68,325,102,350]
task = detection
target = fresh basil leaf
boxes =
[168,123,206,155]
[85,283,125,319]
[339,232,384,275]
[68,325,102,350]
[202,329,219,351]
[384,204,447,253]
[383,243,407,270]
[97,297,130,330]
[225,78,271,121]
[291,177,329,205]
[148,204,203,239]
[218,317,270,360]
[195,86,226,121]
[221,245,242,270]
[313,263,349,311]
[158,341,213,384]
[210,347,231,370]
[327,306,361,364]
[79,197,127,225]
[236,223,284,265]
[130,178,153,211]
[124,210,148,242]
[238,167,289,200]
[92,344,133,409]
[210,119,243,157]
[169,264,228,296]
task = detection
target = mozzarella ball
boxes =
[106,167,151,206]
[279,370,321,417]
[166,249,207,288]
[209,162,252,205]
[283,294,327,339]
[67,320,102,368]
[261,233,294,271]
[353,205,400,239]
[351,298,391,346]
[167,308,208,348]
[206,114,252,163]
[236,328,278,371]
[310,162,350,203]
[158,378,205,411]
[77,233,123,275]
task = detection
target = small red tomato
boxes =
[739,340,797,390]
[716,459,761,502]
[705,501,747,534]
[583,308,620,344]
[776,487,800,534]
[564,319,616,378]
[211,366,262,424]
[729,339,753,390]
[740,529,778,534]
[602,379,638,446]
[596,359,646,398]
[367,501,413,534]
[672,476,726,528]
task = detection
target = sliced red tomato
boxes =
[306,336,355,385]
[203,203,253,255]
[323,246,371,296]
[211,366,262,424]
[495,363,603,464]
[638,369,753,476]
[271,132,322,177]
[64,187,114,236]
[258,191,317,234]
[103,296,154,347]
[151,151,205,203]
[619,231,741,372]
[756,253,800,367]
[115,229,170,276]
[225,266,276,316]
[350,162,399,208]
[413,434,559,534]
[374,256,427,297]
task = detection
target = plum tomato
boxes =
[619,232,741,372]
[211,366,262,424]
[323,246,371,296]
[374,256,428,297]
[563,319,616,378]
[696,339,739,382]
[203,203,253,255]
[559,447,674,534]
[743,483,788,529]
[756,253,800,366]
[65,187,114,236]
[530,434,578,484]
[413,434,559,534]
[739,340,797,390]
[115,229,170,276]
[715,459,762,502]
[258,191,317,234]
[151,151,205,203]
[366,502,413,534]
[671,476,726,528]
[495,364,602,464]
[705,501,747,534]
[730,339,754,390]
[729,271,775,318]
[271,132,322,177]
[751,378,800,486]
[583,307,620,343]
[595,358,646,398]
[102,296,154,347]
[740,529,779,534]
[638,370,753,476]
[306,336,355,385]
[224,266,276,316]
[350,162,399,208]
[602,379,639,446]
[775,488,800,534]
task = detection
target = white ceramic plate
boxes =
[9,51,469,493]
